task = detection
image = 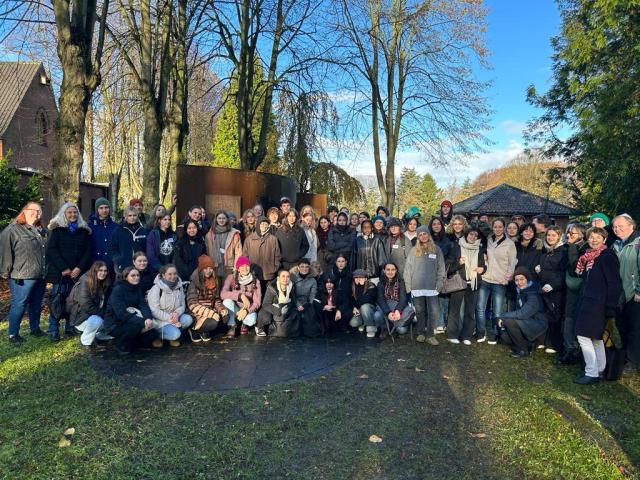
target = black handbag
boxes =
[602,325,625,381]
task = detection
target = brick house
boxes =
[0,61,108,221]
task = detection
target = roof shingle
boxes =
[453,183,580,217]
[0,61,42,137]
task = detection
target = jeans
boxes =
[577,335,605,378]
[349,303,377,328]
[47,282,74,335]
[8,278,46,337]
[156,314,193,340]
[223,299,257,327]
[376,300,414,334]
[413,295,440,337]
[75,315,104,346]
[437,295,449,329]
[476,281,506,338]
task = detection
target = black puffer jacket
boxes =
[515,238,544,280]
[327,225,356,263]
[0,223,47,280]
[538,243,568,291]
[275,225,310,269]
[104,280,152,333]
[46,226,92,283]
[66,272,111,326]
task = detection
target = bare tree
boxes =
[332,0,490,209]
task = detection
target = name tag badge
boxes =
[392,244,399,249]
[219,248,225,254]
[428,254,437,259]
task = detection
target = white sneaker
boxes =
[487,339,497,345]
[358,325,365,333]
[545,348,557,354]
[447,338,460,344]
[255,327,267,337]
[435,326,445,334]
[477,335,487,343]
[463,340,472,346]
[366,331,376,338]
[537,344,545,350]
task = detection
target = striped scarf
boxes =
[576,244,606,275]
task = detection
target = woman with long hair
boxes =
[404,226,445,345]
[256,269,299,337]
[187,256,230,342]
[175,219,208,282]
[353,220,387,282]
[220,256,262,337]
[238,209,257,243]
[445,215,469,243]
[266,207,281,233]
[375,262,414,340]
[46,202,93,342]
[275,208,310,270]
[67,261,113,349]
[301,211,319,263]
[205,210,242,286]
[0,202,47,343]
[316,215,332,271]
[146,214,176,270]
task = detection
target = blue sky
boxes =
[340,0,563,187]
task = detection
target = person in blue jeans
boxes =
[348,269,379,338]
[0,202,48,343]
[475,218,517,343]
[46,202,93,341]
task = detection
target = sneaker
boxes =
[30,329,45,337]
[200,331,211,342]
[462,340,472,346]
[189,330,203,343]
[169,340,181,347]
[477,335,486,343]
[447,338,460,344]
[9,335,25,344]
[81,344,96,352]
[537,344,545,350]
[511,350,529,359]
[573,375,599,385]
[255,327,267,337]
[426,337,440,346]
[544,348,557,354]
[240,325,249,335]
[435,326,445,334]
[358,325,365,333]
[487,339,497,345]
[227,329,236,338]
[50,333,61,343]
[366,331,376,338]
[416,334,426,343]
[152,338,163,348]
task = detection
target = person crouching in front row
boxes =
[186,255,230,343]
[147,264,193,347]
[256,269,298,337]
[496,267,548,358]
[220,256,262,338]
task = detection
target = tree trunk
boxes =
[142,103,162,204]
[85,102,95,182]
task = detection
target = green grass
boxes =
[1,323,638,480]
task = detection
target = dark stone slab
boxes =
[89,333,379,393]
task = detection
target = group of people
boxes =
[1,195,638,385]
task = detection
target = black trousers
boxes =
[447,287,477,341]
[617,299,640,367]
[500,317,531,352]
[111,322,158,353]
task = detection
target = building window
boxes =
[35,108,48,146]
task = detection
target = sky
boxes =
[338,0,563,187]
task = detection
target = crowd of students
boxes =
[1,196,639,386]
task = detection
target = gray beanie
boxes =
[352,269,369,278]
[95,197,110,210]
[416,225,430,235]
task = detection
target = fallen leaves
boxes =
[359,373,369,379]
[579,394,592,401]
[414,367,425,373]
[57,427,76,448]
[469,432,487,439]
[369,434,383,443]
[63,427,75,436]
[397,358,407,362]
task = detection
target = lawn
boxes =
[0,322,638,480]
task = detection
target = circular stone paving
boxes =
[90,332,379,393]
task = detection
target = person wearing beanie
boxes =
[496,267,548,358]
[327,211,356,265]
[220,256,262,337]
[291,258,322,337]
[348,270,379,338]
[353,219,387,281]
[372,215,387,240]
[590,212,616,247]
[384,217,411,279]
[186,255,230,342]
[242,216,282,295]
[88,197,118,270]
[440,200,454,226]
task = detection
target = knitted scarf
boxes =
[238,272,254,286]
[316,226,330,249]
[161,278,179,290]
[576,244,606,275]
[277,281,293,304]
[458,236,481,289]
[384,277,400,302]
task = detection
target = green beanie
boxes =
[589,212,610,226]
[95,197,110,210]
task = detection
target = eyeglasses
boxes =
[24,208,42,214]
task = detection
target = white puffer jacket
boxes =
[147,275,186,327]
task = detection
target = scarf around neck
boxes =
[238,272,254,286]
[277,281,292,304]
[576,244,606,275]
[161,278,179,290]
[68,221,78,233]
[458,237,481,289]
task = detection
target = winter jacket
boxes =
[322,265,353,299]
[220,273,262,313]
[87,214,118,268]
[351,282,377,308]
[403,246,446,293]
[499,282,548,341]
[147,276,186,327]
[290,271,318,307]
[303,225,319,262]
[260,279,299,337]
[353,234,387,278]
[174,237,207,282]
[613,231,640,302]
[384,234,411,278]
[138,266,157,294]
[482,235,517,286]
[327,225,356,263]
[565,240,588,291]
[104,280,153,333]
[0,222,47,280]
[538,243,568,291]
[187,269,226,323]
[275,225,310,269]
[108,222,149,273]
[576,248,623,338]
[431,233,452,259]
[46,225,92,283]
[317,284,351,318]
[204,227,242,274]
[242,230,282,281]
[146,228,176,270]
[66,272,111,326]
[377,276,409,315]
[515,238,544,280]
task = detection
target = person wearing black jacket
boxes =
[535,226,568,353]
[66,261,112,349]
[108,206,148,274]
[352,220,387,281]
[322,254,353,298]
[256,269,299,337]
[104,266,159,354]
[510,223,544,310]
[173,220,207,282]
[326,212,356,265]
[348,269,379,338]
[316,275,351,334]
[376,262,414,339]
[497,267,549,358]
[275,209,310,269]
[46,202,93,341]
[132,252,158,295]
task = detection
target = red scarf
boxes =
[576,244,606,275]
